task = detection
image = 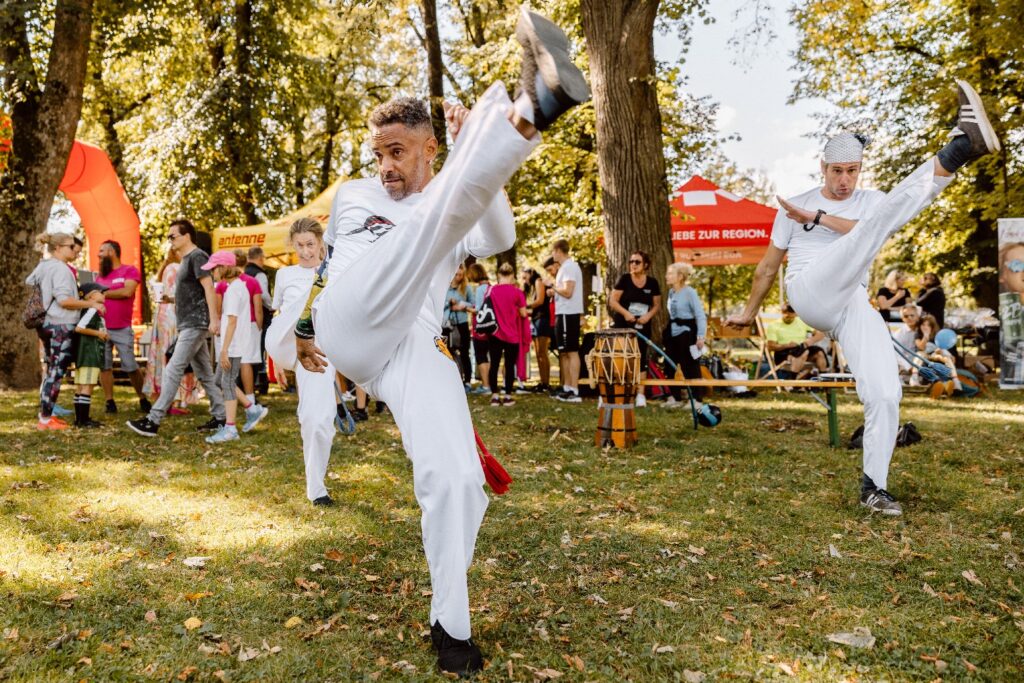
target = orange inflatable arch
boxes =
[58,141,143,323]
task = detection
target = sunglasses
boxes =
[167,233,181,241]
[1007,259,1024,273]
[629,259,643,265]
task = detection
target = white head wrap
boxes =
[822,132,871,163]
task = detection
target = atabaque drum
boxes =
[589,328,641,448]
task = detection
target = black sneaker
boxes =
[514,8,591,131]
[351,408,368,422]
[860,488,903,516]
[75,418,103,429]
[196,417,226,432]
[105,399,117,414]
[139,396,152,413]
[375,401,388,415]
[531,383,550,394]
[126,417,158,437]
[312,495,334,507]
[431,622,483,678]
[954,80,1001,158]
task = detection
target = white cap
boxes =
[822,132,871,163]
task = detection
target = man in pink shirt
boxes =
[96,240,151,414]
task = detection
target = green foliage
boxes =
[790,0,1023,307]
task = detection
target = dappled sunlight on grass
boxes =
[1,387,1023,680]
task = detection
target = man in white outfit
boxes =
[294,8,589,676]
[728,81,1000,516]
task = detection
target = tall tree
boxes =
[418,0,448,163]
[0,0,95,389]
[579,0,675,333]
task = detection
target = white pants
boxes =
[295,359,336,502]
[314,86,537,639]
[788,159,952,489]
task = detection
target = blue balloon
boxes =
[935,328,957,350]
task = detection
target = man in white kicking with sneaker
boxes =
[728,81,1000,516]
[294,8,589,676]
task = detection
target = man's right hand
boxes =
[296,337,329,373]
[208,319,220,336]
[725,313,755,328]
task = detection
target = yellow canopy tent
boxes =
[212,178,344,259]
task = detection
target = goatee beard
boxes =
[100,256,114,277]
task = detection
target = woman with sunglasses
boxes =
[608,250,662,406]
[26,232,106,430]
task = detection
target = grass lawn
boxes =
[1,383,1023,681]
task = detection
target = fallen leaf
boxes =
[212,671,228,682]
[586,594,607,605]
[197,644,220,655]
[77,629,93,640]
[961,658,978,672]
[324,549,344,563]
[654,644,675,653]
[777,662,795,676]
[829,544,842,559]
[46,632,75,650]
[237,646,260,662]
[962,569,984,587]
[309,563,325,573]
[364,574,380,582]
[183,556,211,569]
[144,610,157,623]
[533,668,562,680]
[826,627,875,649]
[15,513,34,522]
[284,616,304,629]
[657,599,679,609]
[177,665,199,680]
[3,627,18,641]
[183,617,203,631]
[687,545,706,556]
[55,592,78,607]
[77,657,92,666]
[683,671,706,683]
[184,591,213,602]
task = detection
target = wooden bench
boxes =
[640,378,857,447]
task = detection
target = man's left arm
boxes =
[104,276,139,300]
[777,196,858,235]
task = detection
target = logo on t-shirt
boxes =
[344,215,395,242]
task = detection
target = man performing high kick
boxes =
[294,8,589,676]
[728,81,1000,516]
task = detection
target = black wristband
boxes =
[813,209,826,226]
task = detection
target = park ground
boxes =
[1,384,1023,681]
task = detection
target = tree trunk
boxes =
[0,0,94,389]
[232,0,259,224]
[420,0,448,165]
[580,0,674,341]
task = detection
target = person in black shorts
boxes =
[608,250,661,406]
[527,258,555,391]
[546,239,583,401]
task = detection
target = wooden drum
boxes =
[589,329,641,448]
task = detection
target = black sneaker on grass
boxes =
[105,399,117,414]
[513,8,591,131]
[76,418,103,429]
[431,622,483,678]
[312,495,334,507]
[126,417,158,437]
[860,488,903,516]
[196,417,225,432]
[351,407,368,422]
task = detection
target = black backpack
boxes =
[474,287,498,336]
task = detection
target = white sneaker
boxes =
[635,393,647,408]
[205,424,239,444]
[662,397,683,409]
[340,390,355,402]
[242,404,269,433]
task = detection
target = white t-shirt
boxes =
[554,257,584,315]
[323,176,515,332]
[771,186,885,283]
[272,264,317,312]
[217,278,252,358]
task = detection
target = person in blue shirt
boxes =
[662,262,711,419]
[444,263,473,388]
